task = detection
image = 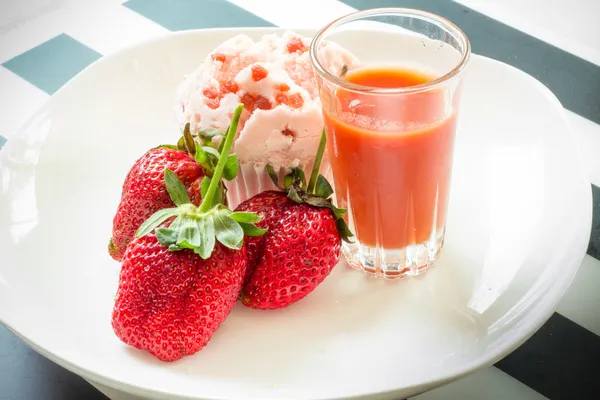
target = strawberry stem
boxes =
[307,128,327,194]
[136,104,265,258]
[199,104,243,213]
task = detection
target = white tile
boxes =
[456,0,600,66]
[227,0,356,29]
[0,4,67,64]
[0,0,66,34]
[557,255,600,336]
[0,0,167,64]
[0,0,167,140]
[62,1,169,56]
[0,67,49,138]
[565,110,600,187]
[412,367,548,400]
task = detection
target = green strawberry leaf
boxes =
[202,146,221,161]
[198,127,222,139]
[239,222,268,237]
[201,137,214,146]
[176,136,186,152]
[266,164,280,188]
[287,187,303,203]
[336,218,354,243]
[284,174,294,190]
[304,196,331,209]
[136,207,179,237]
[194,141,208,165]
[281,167,309,191]
[194,141,215,173]
[156,227,178,246]
[229,211,262,223]
[332,206,347,219]
[177,218,201,249]
[169,244,183,251]
[307,129,327,193]
[217,124,230,153]
[198,127,223,146]
[291,167,307,191]
[213,211,244,250]
[164,168,191,206]
[223,154,239,181]
[169,215,184,231]
[182,123,196,155]
[303,195,344,218]
[195,215,216,259]
[314,174,334,198]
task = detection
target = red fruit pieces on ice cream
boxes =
[251,64,268,81]
[286,37,308,54]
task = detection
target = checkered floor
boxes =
[0,1,599,399]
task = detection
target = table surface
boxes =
[1,1,599,399]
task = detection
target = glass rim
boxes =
[310,7,471,95]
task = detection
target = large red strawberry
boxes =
[236,131,353,309]
[109,124,230,261]
[111,105,265,361]
[108,146,204,261]
[112,235,246,361]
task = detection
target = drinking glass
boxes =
[310,8,470,279]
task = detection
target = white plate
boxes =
[0,28,592,400]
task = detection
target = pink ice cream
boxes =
[174,31,360,207]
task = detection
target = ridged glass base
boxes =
[343,228,445,280]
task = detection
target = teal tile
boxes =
[0,135,6,150]
[2,34,101,95]
[124,0,274,31]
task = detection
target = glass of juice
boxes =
[310,8,470,279]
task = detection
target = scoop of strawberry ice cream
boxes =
[174,31,361,169]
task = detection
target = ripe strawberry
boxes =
[239,197,342,309]
[112,234,246,361]
[111,105,265,361]
[234,190,294,281]
[237,131,353,309]
[108,146,204,261]
[109,123,230,262]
